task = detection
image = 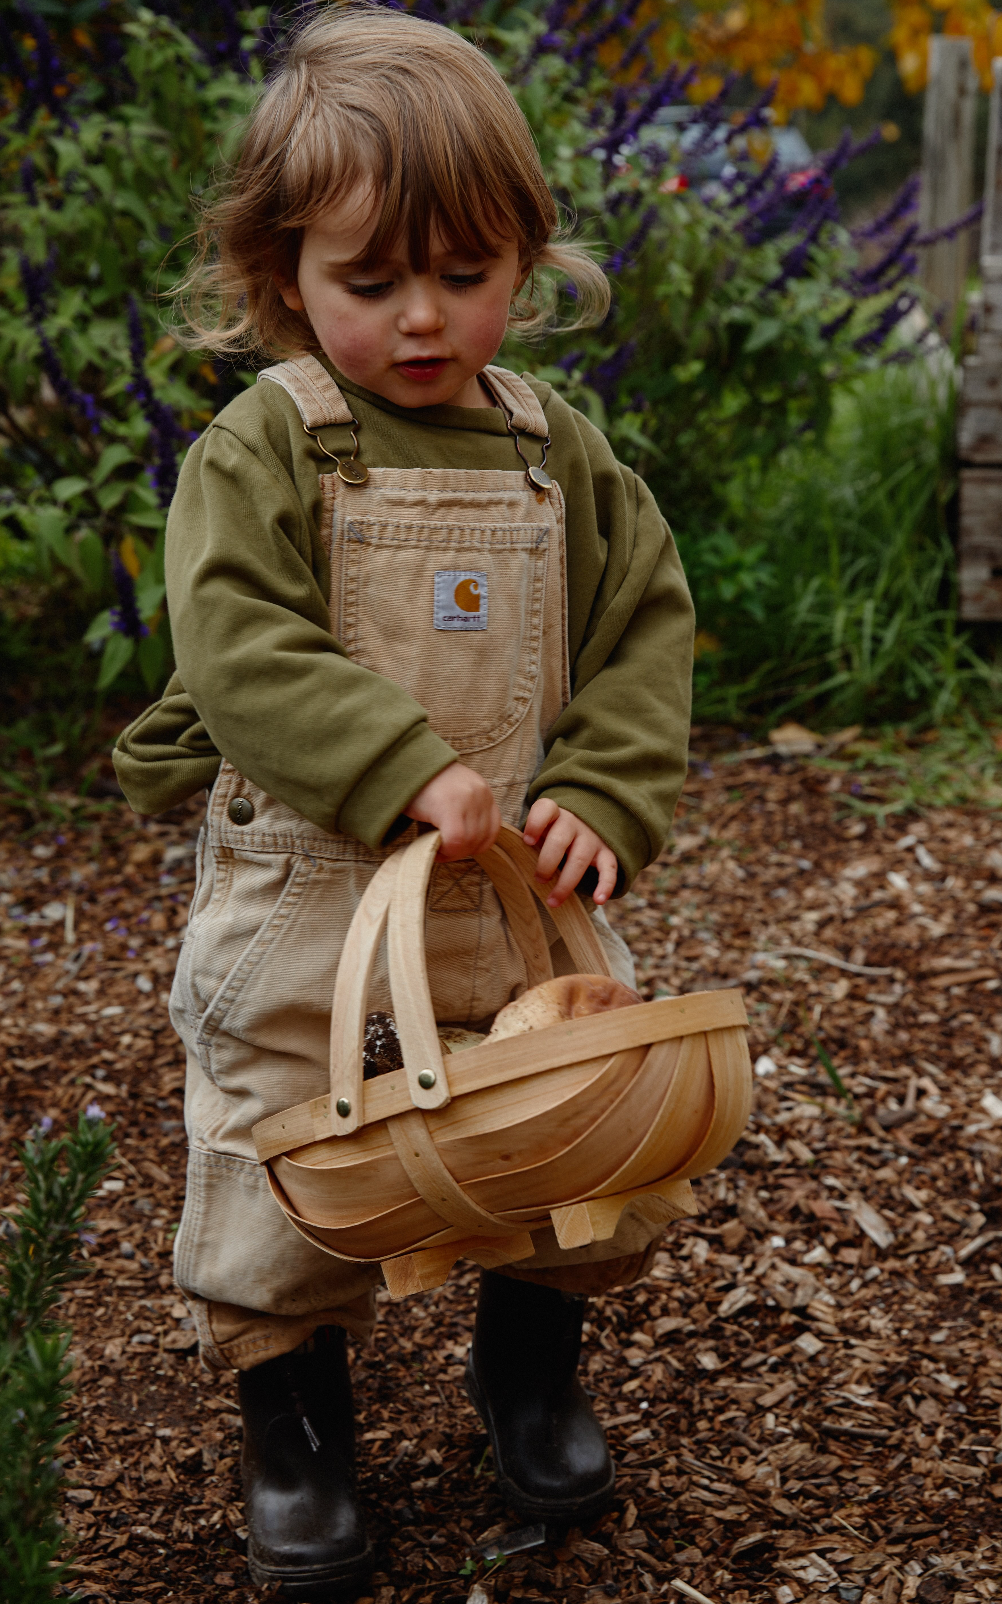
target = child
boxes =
[115,6,694,1595]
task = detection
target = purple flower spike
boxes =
[84,1102,106,1122]
[109,553,149,643]
[126,298,186,510]
[20,254,101,430]
[38,1115,53,1134]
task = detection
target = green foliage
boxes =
[0,1110,116,1602]
[679,361,1001,730]
[0,5,259,700]
[0,0,992,766]
[496,20,902,536]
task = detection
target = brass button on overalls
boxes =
[228,796,255,825]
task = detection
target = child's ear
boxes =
[274,272,306,313]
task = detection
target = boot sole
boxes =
[247,1539,374,1598]
[465,1361,615,1525]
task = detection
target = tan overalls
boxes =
[170,357,661,1372]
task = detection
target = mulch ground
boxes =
[2,740,1002,1604]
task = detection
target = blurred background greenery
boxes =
[1,0,1000,826]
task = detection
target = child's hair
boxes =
[178,4,610,356]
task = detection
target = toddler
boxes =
[115,7,694,1595]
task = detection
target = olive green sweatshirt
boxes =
[114,361,694,891]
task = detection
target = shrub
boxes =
[0,1107,116,1602]
[0,5,258,701]
[0,0,985,746]
[686,360,1002,726]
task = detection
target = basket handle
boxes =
[329,823,613,1133]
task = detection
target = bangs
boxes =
[176,6,610,356]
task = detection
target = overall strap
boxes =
[481,365,549,438]
[259,352,550,439]
[257,353,355,428]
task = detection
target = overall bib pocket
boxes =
[339,516,550,753]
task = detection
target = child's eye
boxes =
[443,272,488,291]
[345,280,394,299]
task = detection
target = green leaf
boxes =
[94,479,130,512]
[97,632,134,689]
[74,531,107,593]
[83,609,113,647]
[137,627,168,692]
[92,442,135,487]
[744,319,784,354]
[50,477,91,504]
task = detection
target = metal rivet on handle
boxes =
[228,797,255,826]
[335,1097,351,1117]
[417,1070,437,1090]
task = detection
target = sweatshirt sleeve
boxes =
[527,415,694,892]
[113,673,221,814]
[163,422,456,847]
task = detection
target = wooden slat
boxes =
[328,852,401,1135]
[920,35,977,319]
[381,1231,536,1299]
[959,467,1002,620]
[387,830,452,1111]
[670,1025,753,1182]
[575,1033,713,1198]
[475,842,553,988]
[386,1108,522,1236]
[492,824,611,976]
[251,988,748,1160]
[550,1177,698,1251]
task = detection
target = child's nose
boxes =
[397,288,446,335]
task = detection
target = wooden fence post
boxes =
[920,34,977,322]
[958,56,1002,620]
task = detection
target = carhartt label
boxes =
[433,570,488,631]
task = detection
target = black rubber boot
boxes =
[465,1271,615,1521]
[239,1325,373,1598]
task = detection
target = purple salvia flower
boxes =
[819,127,881,177]
[853,293,918,355]
[915,200,982,247]
[617,19,660,76]
[20,254,101,429]
[11,6,73,129]
[851,223,918,291]
[126,297,185,509]
[728,81,779,139]
[109,552,149,642]
[820,305,854,341]
[605,206,658,274]
[853,175,921,242]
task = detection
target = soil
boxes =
[2,745,1001,1604]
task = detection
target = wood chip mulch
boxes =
[2,747,1002,1604]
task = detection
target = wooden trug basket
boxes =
[253,824,752,1299]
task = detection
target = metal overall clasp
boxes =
[303,418,369,485]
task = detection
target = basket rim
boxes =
[253,985,747,1163]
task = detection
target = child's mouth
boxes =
[395,358,449,382]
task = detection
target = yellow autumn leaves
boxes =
[596,0,1002,121]
[890,0,1002,92]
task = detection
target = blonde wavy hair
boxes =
[177,4,610,356]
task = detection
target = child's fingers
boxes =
[522,797,559,846]
[591,846,618,905]
[534,811,577,883]
[546,833,598,907]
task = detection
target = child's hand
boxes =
[404,763,501,860]
[522,799,619,908]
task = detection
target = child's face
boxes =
[276,189,527,409]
